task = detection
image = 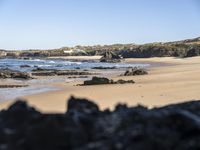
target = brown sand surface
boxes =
[0,57,200,112]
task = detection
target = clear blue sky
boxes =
[0,0,200,50]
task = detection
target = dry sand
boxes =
[0,57,200,112]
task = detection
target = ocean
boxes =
[0,58,150,101]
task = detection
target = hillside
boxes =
[1,37,200,58]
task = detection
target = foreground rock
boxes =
[100,51,122,63]
[123,67,148,76]
[0,97,200,149]
[82,76,135,85]
[31,68,94,76]
[0,68,32,80]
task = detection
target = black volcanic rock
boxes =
[0,98,200,149]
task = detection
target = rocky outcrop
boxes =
[82,76,135,85]
[31,68,94,76]
[0,68,32,80]
[100,51,122,63]
[0,97,200,149]
[123,67,148,76]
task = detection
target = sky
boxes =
[0,0,200,50]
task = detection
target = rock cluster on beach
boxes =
[0,68,32,80]
[82,77,135,85]
[0,97,200,149]
[123,67,148,76]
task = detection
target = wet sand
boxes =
[0,57,200,112]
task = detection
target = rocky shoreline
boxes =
[0,96,200,149]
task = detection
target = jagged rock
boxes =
[100,51,122,63]
[186,48,200,57]
[0,68,32,80]
[0,98,200,149]
[67,96,99,114]
[123,67,148,76]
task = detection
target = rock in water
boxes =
[100,51,121,63]
[0,68,32,80]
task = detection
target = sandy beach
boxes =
[0,56,200,112]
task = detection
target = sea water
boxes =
[0,58,150,101]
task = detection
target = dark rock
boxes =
[82,77,135,86]
[100,51,122,63]
[92,66,117,70]
[84,77,110,85]
[0,98,200,149]
[115,79,135,84]
[31,68,93,76]
[20,65,31,68]
[1,98,200,149]
[0,85,28,88]
[186,48,200,57]
[123,67,148,76]
[0,68,32,80]
[68,76,88,79]
[67,96,99,114]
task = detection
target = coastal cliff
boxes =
[1,37,200,58]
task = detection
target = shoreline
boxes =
[0,56,200,112]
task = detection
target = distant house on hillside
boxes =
[63,49,74,54]
[0,50,7,57]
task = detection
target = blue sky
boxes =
[0,0,200,50]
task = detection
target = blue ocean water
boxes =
[0,58,149,71]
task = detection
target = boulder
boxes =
[123,67,148,76]
[0,68,32,80]
[82,76,135,85]
[100,51,122,63]
[83,77,110,85]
